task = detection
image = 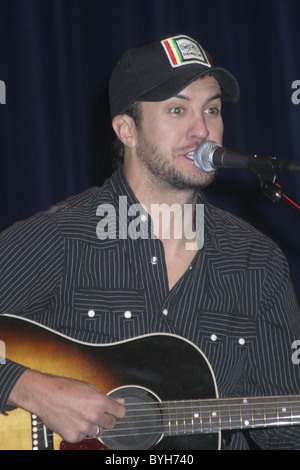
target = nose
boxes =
[187,112,209,142]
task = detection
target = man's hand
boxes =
[8,369,126,443]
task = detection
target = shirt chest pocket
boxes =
[196,312,257,393]
[198,312,256,350]
[73,288,146,341]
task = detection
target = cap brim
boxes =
[136,66,239,104]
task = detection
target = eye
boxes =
[204,106,221,116]
[170,106,184,115]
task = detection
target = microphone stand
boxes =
[249,160,300,215]
[260,180,300,215]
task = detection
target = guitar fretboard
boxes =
[162,395,300,435]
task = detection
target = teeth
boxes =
[186,151,194,160]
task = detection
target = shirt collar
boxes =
[110,167,140,207]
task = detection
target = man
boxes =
[1,34,300,450]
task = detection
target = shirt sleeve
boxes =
[0,212,64,412]
[245,243,300,448]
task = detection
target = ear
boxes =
[112,115,137,149]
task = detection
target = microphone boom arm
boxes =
[236,154,300,214]
[260,180,300,215]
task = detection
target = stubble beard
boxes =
[137,130,215,191]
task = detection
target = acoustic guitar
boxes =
[1,314,300,450]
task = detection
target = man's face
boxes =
[134,75,224,191]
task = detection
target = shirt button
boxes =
[88,309,95,318]
[238,338,245,345]
[151,256,158,265]
[162,308,168,316]
[141,214,148,222]
[210,334,218,342]
[124,310,132,319]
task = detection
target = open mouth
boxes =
[184,151,195,161]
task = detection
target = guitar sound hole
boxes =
[101,386,163,450]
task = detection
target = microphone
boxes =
[193,141,300,174]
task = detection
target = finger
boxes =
[101,413,117,430]
[105,395,126,419]
[86,424,101,439]
[115,397,125,404]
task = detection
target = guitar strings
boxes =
[116,395,300,416]
[100,417,300,442]
[98,396,300,439]
[34,396,300,443]
[101,410,300,441]
[101,417,300,441]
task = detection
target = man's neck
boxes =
[125,167,199,250]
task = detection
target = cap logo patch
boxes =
[161,35,211,68]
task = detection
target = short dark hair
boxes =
[112,102,143,170]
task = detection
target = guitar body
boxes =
[0,315,220,450]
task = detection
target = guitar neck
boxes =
[162,395,300,436]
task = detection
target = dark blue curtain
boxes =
[1,0,300,300]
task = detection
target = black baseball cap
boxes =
[109,34,239,118]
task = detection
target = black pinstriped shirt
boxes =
[1,167,300,449]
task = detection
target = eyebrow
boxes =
[175,92,222,103]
